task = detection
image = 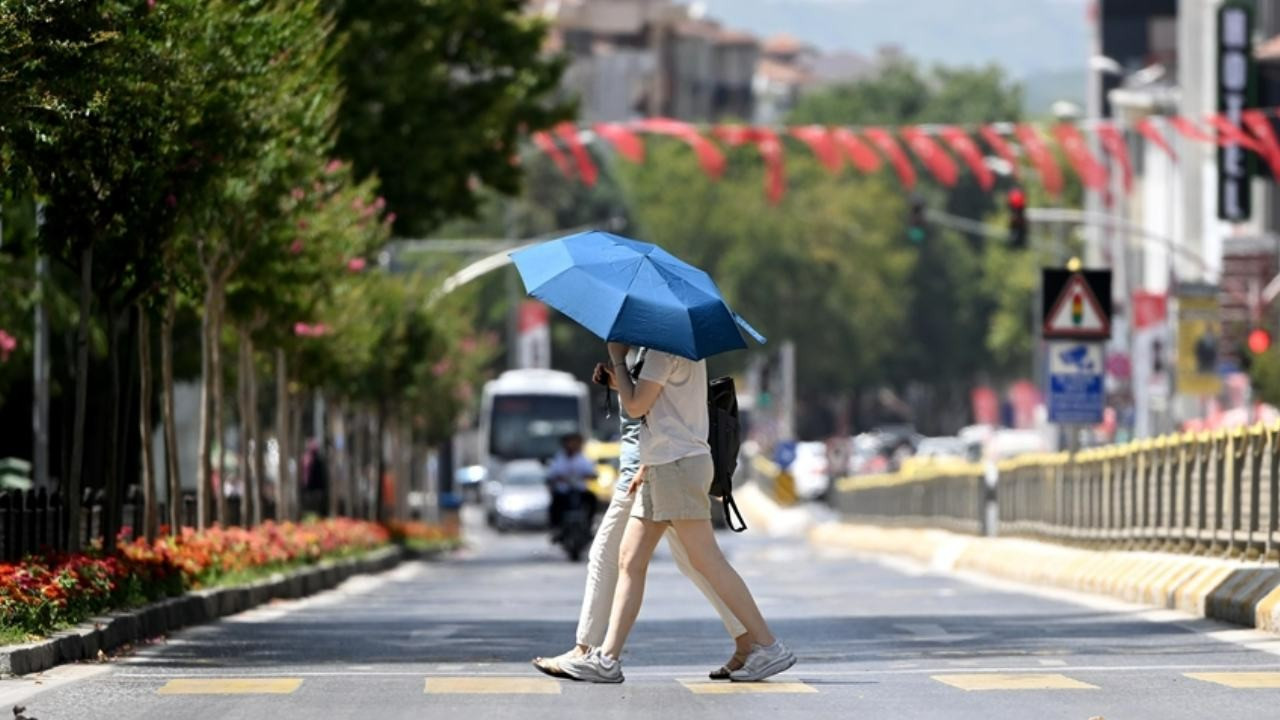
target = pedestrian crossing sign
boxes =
[1042,269,1111,340]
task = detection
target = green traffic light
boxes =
[907,227,926,244]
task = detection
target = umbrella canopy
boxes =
[509,231,765,360]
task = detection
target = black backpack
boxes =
[707,375,747,532]
[629,351,746,532]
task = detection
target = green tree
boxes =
[326,0,574,236]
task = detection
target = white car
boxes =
[484,460,551,531]
[790,442,831,500]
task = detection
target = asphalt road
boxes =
[6,508,1280,720]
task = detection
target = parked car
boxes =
[914,436,972,462]
[791,441,831,500]
[484,460,551,531]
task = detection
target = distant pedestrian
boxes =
[554,343,794,683]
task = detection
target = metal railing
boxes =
[826,422,1280,561]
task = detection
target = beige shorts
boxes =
[631,454,713,522]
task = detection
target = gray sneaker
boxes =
[729,640,796,682]
[557,648,624,684]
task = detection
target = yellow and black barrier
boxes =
[822,422,1280,561]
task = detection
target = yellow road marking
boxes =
[156,678,303,695]
[424,677,561,694]
[932,673,1098,691]
[1185,672,1280,689]
[679,679,816,694]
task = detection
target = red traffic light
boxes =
[1008,188,1026,210]
[1248,328,1272,355]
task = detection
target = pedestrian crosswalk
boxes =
[148,671,1280,695]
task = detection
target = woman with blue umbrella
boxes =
[512,231,795,684]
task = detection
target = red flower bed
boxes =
[1,518,390,639]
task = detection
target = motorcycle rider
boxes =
[546,433,598,541]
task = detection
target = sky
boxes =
[691,0,1092,77]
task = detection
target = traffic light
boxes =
[1008,188,1028,249]
[907,194,927,244]
[1248,327,1271,355]
[1240,328,1270,372]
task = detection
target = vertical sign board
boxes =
[1047,342,1105,424]
[1176,284,1223,396]
[1042,269,1111,424]
[1218,1,1254,222]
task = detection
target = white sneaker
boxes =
[729,640,796,682]
[557,648,625,683]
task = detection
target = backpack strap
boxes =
[722,494,747,533]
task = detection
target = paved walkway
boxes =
[5,508,1280,719]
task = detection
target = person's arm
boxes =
[606,342,663,418]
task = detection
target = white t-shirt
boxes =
[636,349,710,465]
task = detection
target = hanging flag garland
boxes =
[789,125,844,175]
[900,126,959,187]
[554,122,598,187]
[714,125,786,205]
[525,108,1280,205]
[862,127,917,190]
[938,125,994,191]
[593,122,645,164]
[1095,122,1133,193]
[1052,123,1108,192]
[831,128,883,173]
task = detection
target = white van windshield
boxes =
[489,394,581,460]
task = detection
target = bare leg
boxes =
[670,518,776,647]
[599,517,667,660]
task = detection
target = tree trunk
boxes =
[67,245,93,552]
[275,348,289,522]
[292,393,305,520]
[197,284,215,529]
[351,409,364,519]
[247,332,264,526]
[375,403,387,523]
[161,295,182,533]
[236,326,252,527]
[137,304,158,542]
[328,403,343,518]
[212,289,227,526]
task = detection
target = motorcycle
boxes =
[555,489,593,562]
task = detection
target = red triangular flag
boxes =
[1094,122,1133,193]
[532,131,573,179]
[1052,123,1108,192]
[593,122,645,163]
[789,125,843,174]
[1207,114,1263,152]
[900,126,959,187]
[636,117,726,180]
[1135,117,1177,161]
[1168,115,1216,144]
[863,127,917,190]
[938,126,994,191]
[714,125,786,204]
[555,122,598,187]
[1240,110,1280,179]
[1014,124,1063,197]
[979,125,1020,178]
[831,128,883,173]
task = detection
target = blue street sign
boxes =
[1046,341,1105,424]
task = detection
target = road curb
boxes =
[0,545,405,677]
[811,522,1280,634]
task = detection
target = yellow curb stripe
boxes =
[156,678,303,695]
[424,677,562,694]
[1185,672,1280,689]
[931,673,1098,691]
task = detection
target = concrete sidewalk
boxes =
[736,480,1280,635]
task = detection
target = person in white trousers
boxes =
[533,348,751,680]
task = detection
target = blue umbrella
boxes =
[509,230,765,360]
